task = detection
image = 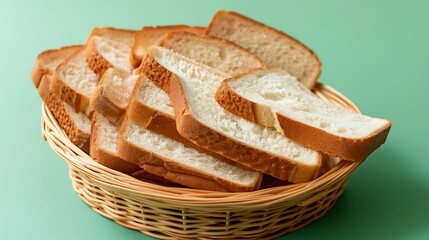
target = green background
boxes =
[1,0,428,239]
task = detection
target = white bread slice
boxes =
[51,47,100,112]
[130,25,206,68]
[206,10,321,89]
[90,68,138,123]
[143,46,323,183]
[117,117,262,192]
[216,69,392,161]
[90,113,141,173]
[31,45,82,88]
[138,31,265,93]
[32,46,91,152]
[86,27,135,77]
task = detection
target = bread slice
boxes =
[90,113,141,173]
[32,46,91,152]
[130,25,206,68]
[51,47,100,112]
[216,69,392,161]
[39,76,91,152]
[31,45,82,88]
[138,31,265,93]
[86,27,135,77]
[90,68,138,123]
[117,117,262,192]
[206,10,321,89]
[143,46,323,183]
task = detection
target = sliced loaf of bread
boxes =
[130,25,206,68]
[138,31,265,93]
[206,10,321,89]
[51,47,100,113]
[117,117,262,192]
[86,27,135,77]
[32,46,91,152]
[142,46,323,183]
[216,69,392,161]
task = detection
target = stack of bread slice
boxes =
[31,11,391,192]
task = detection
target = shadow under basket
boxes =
[41,83,362,240]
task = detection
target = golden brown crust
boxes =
[136,53,173,92]
[90,113,141,173]
[215,80,257,123]
[206,10,321,89]
[168,73,321,183]
[130,25,206,69]
[117,118,261,191]
[85,37,113,77]
[275,113,391,161]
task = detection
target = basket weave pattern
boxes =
[41,83,362,240]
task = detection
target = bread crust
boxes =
[85,36,114,77]
[90,113,141,173]
[130,25,206,69]
[117,118,261,191]
[137,52,173,92]
[168,73,322,183]
[216,80,257,123]
[206,10,321,89]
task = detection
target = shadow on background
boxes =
[286,146,429,239]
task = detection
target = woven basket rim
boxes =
[41,82,362,206]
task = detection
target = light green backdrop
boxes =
[1,0,428,239]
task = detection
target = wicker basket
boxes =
[41,83,362,240]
